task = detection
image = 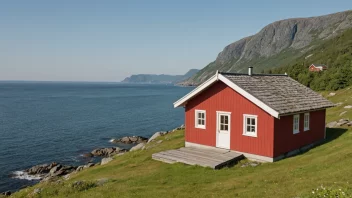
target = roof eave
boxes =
[173,74,219,108]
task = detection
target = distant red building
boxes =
[174,68,334,162]
[309,64,328,72]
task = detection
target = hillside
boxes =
[121,69,199,84]
[11,87,352,197]
[180,10,352,86]
[267,28,352,91]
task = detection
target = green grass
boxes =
[12,87,352,198]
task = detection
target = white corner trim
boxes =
[218,74,279,118]
[173,74,218,108]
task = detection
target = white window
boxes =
[243,114,257,137]
[304,113,310,131]
[293,114,300,134]
[195,110,206,129]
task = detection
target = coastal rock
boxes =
[326,121,337,128]
[82,153,93,158]
[25,162,58,175]
[1,191,11,196]
[101,157,113,165]
[84,163,95,169]
[111,136,148,144]
[91,147,127,157]
[340,111,347,116]
[76,166,84,172]
[337,119,349,126]
[147,132,163,143]
[130,143,145,151]
[97,178,109,186]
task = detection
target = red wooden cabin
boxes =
[174,68,334,162]
[309,64,328,72]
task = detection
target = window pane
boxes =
[201,120,204,125]
[198,119,202,125]
[220,124,224,130]
[251,126,255,132]
[251,118,255,125]
[225,116,228,124]
[221,116,224,123]
[247,126,251,132]
[201,113,204,119]
[224,125,228,131]
[247,118,250,125]
[198,113,201,119]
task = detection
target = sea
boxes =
[0,81,192,193]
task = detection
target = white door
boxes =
[216,112,231,149]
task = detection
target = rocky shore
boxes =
[2,124,185,196]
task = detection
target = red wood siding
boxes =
[185,81,275,157]
[273,109,326,157]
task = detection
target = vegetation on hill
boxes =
[266,29,352,91]
[11,87,352,198]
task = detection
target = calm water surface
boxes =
[0,82,192,192]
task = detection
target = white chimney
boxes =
[248,67,253,76]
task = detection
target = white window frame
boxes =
[304,113,310,131]
[243,114,258,137]
[293,114,300,134]
[195,110,206,129]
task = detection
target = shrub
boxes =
[309,186,349,198]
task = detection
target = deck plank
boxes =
[152,147,244,169]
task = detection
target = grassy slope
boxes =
[12,88,352,198]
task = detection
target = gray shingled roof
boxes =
[221,72,335,115]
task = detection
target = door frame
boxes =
[216,111,231,149]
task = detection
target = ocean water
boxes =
[0,82,192,193]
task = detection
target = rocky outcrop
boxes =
[101,157,113,165]
[111,136,148,144]
[23,162,77,183]
[327,118,352,127]
[130,143,145,151]
[91,147,127,157]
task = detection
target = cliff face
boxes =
[181,10,352,85]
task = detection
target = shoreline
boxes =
[2,124,185,196]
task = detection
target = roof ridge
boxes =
[219,72,288,77]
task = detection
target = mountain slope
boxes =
[181,10,352,85]
[121,69,199,84]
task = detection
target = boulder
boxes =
[82,153,93,158]
[130,143,145,151]
[111,136,148,144]
[26,162,58,175]
[1,191,11,196]
[344,105,352,109]
[91,147,127,157]
[340,111,347,116]
[101,157,113,165]
[76,166,84,172]
[326,121,337,128]
[96,178,109,186]
[49,165,62,175]
[33,188,41,195]
[147,132,162,143]
[328,92,336,96]
[337,119,349,126]
[347,121,352,126]
[84,163,95,168]
[156,140,163,144]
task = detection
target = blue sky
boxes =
[1,0,351,81]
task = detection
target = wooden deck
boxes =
[152,147,244,169]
